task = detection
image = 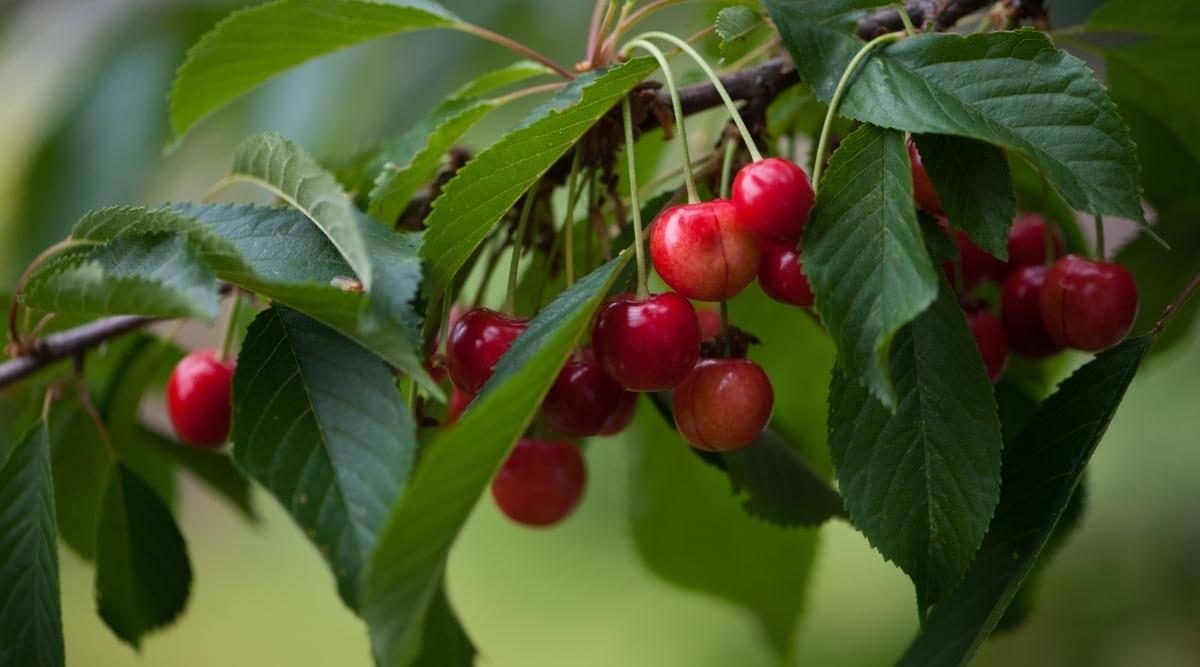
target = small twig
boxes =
[1153,272,1200,336]
[73,353,116,457]
[457,23,576,80]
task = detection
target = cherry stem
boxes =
[600,0,684,61]
[720,137,737,199]
[637,31,763,162]
[720,299,731,358]
[621,97,650,300]
[1153,271,1200,336]
[587,0,618,67]
[563,148,585,289]
[897,3,918,35]
[457,23,575,80]
[219,290,241,363]
[504,188,538,315]
[491,82,567,106]
[1093,214,1106,261]
[74,353,116,459]
[623,38,699,203]
[812,31,906,192]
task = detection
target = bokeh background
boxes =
[1,1,1196,665]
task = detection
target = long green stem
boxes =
[624,38,698,203]
[812,31,906,192]
[563,148,584,288]
[504,189,538,314]
[897,4,918,35]
[1094,215,1106,261]
[720,137,737,199]
[637,30,763,161]
[622,97,650,300]
[219,291,241,362]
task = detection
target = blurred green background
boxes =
[1,1,1197,665]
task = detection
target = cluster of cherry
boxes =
[910,142,1140,383]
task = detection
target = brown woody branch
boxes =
[857,0,1049,39]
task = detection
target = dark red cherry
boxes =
[542,352,625,438]
[447,386,473,424]
[649,200,761,301]
[758,242,814,307]
[1040,255,1138,352]
[731,157,814,241]
[695,306,724,343]
[1001,266,1065,358]
[446,308,527,394]
[1006,213,1064,271]
[672,358,773,452]
[965,309,1008,383]
[592,292,701,391]
[942,226,1005,293]
[598,390,637,436]
[167,349,235,448]
[908,139,942,215]
[491,438,586,527]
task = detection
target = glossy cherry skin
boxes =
[1001,266,1065,358]
[908,139,942,215]
[592,292,701,392]
[1006,213,1064,272]
[649,200,761,301]
[542,352,626,438]
[446,386,473,424]
[758,242,814,307]
[943,227,1005,293]
[1039,255,1138,352]
[446,308,527,394]
[673,358,773,452]
[695,306,724,342]
[731,157,814,241]
[598,391,637,436]
[491,438,586,527]
[167,350,235,448]
[965,310,1008,383]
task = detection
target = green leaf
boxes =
[723,430,845,526]
[232,306,416,610]
[715,5,764,61]
[420,58,657,296]
[411,585,474,667]
[450,60,552,99]
[912,134,1015,258]
[228,133,375,289]
[805,124,939,408]
[142,427,256,522]
[23,233,220,320]
[897,336,1150,666]
[0,423,65,667]
[762,3,1145,222]
[828,279,1003,606]
[363,249,633,666]
[628,408,820,659]
[168,0,460,140]
[47,405,111,560]
[95,463,192,647]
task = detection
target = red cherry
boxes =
[942,226,1004,293]
[1040,255,1138,352]
[167,349,235,448]
[672,358,773,452]
[491,438,586,527]
[446,308,527,394]
[542,352,626,438]
[908,139,942,214]
[731,157,814,241]
[1006,213,1064,271]
[447,386,473,424]
[598,391,637,436]
[1001,266,1065,358]
[592,292,701,392]
[649,200,761,301]
[695,306,724,342]
[965,309,1008,383]
[758,242,814,307]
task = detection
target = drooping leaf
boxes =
[912,134,1015,258]
[723,430,845,526]
[0,423,65,667]
[411,585,474,667]
[363,249,633,667]
[95,463,192,647]
[168,0,460,140]
[628,408,820,659]
[23,233,220,320]
[142,427,256,522]
[897,337,1150,666]
[47,405,111,560]
[232,306,417,610]
[763,2,1145,222]
[805,124,939,408]
[828,279,1003,607]
[420,58,656,296]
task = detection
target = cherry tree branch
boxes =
[0,315,153,388]
[856,0,1049,39]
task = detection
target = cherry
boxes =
[167,349,235,448]
[446,386,473,424]
[1040,255,1138,352]
[649,200,761,301]
[592,292,701,392]
[672,358,773,452]
[542,351,626,438]
[446,308,527,394]
[964,309,1008,383]
[598,390,637,436]
[1001,266,1065,358]
[1006,213,1064,272]
[758,242,814,307]
[942,225,1005,293]
[731,157,814,241]
[696,306,724,342]
[491,438,586,527]
[908,139,942,215]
